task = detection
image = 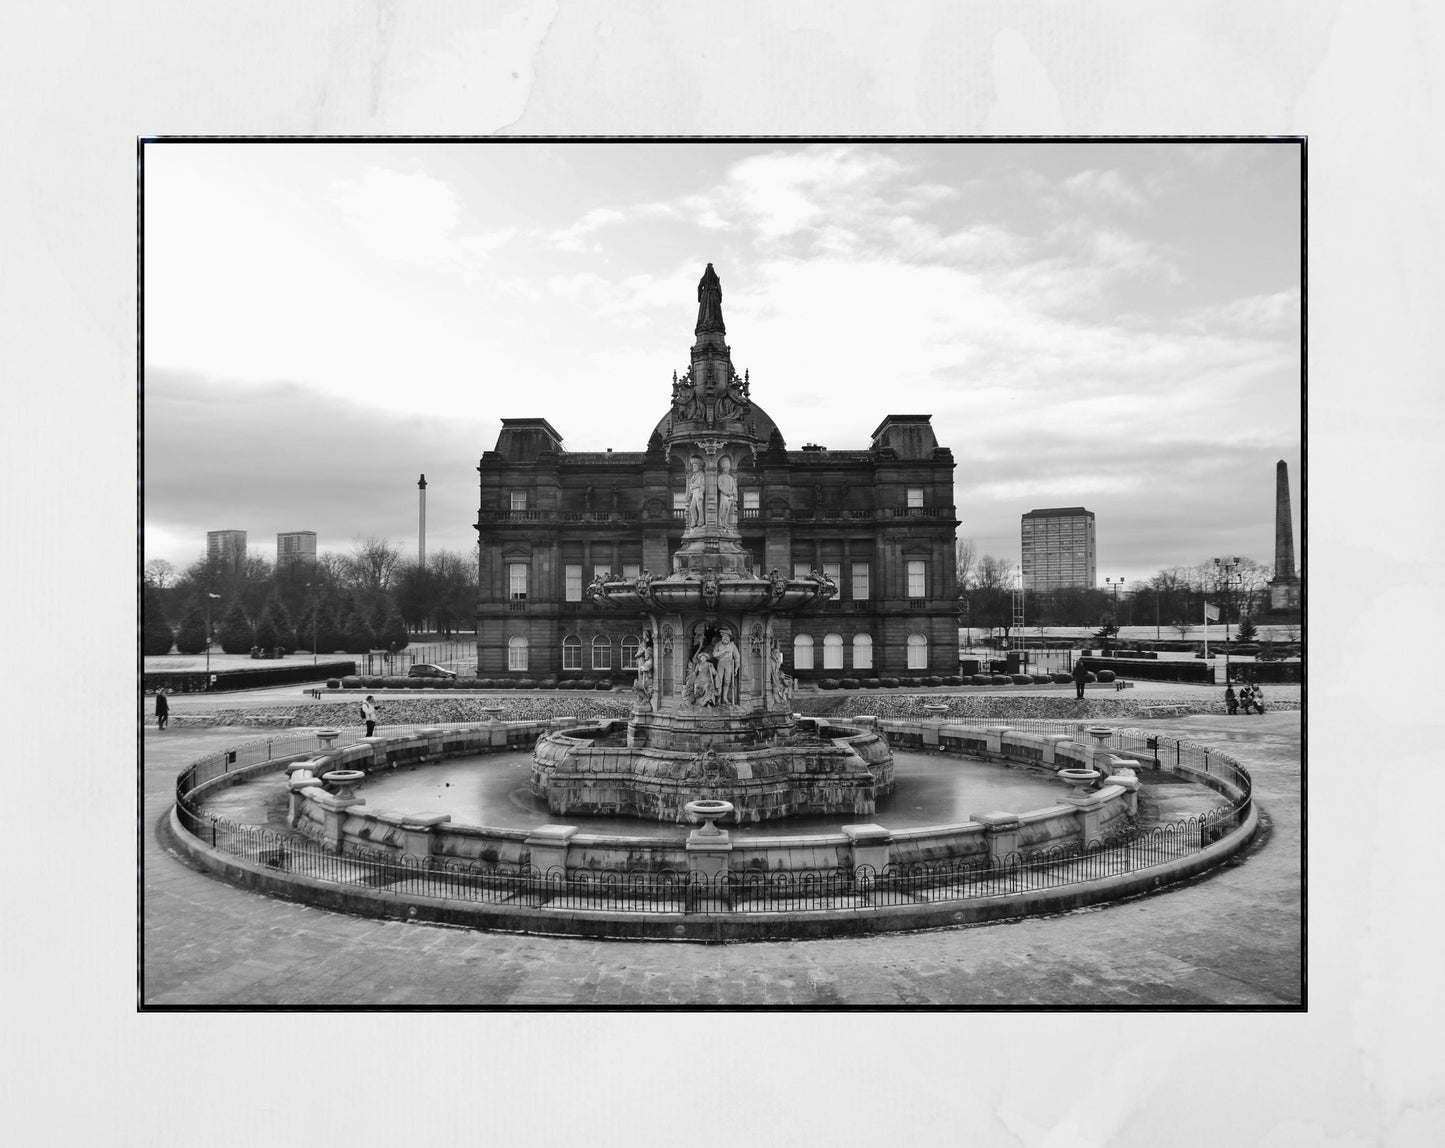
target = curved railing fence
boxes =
[170,718,1253,922]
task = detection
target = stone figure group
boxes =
[684,628,741,708]
[768,638,793,707]
[682,454,740,531]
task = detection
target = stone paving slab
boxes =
[142,713,1301,1007]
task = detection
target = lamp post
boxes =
[205,592,221,684]
[1212,557,1241,683]
[1104,577,1123,649]
[306,582,318,665]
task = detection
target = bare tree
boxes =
[143,558,175,588]
[345,535,404,593]
[972,554,1018,638]
[954,537,977,596]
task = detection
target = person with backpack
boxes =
[360,695,378,737]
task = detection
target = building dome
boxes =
[648,400,782,451]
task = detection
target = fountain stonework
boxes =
[531,265,894,824]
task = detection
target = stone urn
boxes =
[1086,725,1115,750]
[478,706,504,723]
[685,799,735,836]
[1056,767,1101,798]
[316,728,341,751]
[322,769,366,800]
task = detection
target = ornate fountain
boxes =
[531,264,894,824]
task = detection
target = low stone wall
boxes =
[284,721,1138,876]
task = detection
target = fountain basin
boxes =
[532,716,893,824]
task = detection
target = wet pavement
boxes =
[141,707,1302,1007]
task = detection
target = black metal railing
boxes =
[172,802,1246,917]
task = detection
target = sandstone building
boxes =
[474,266,959,681]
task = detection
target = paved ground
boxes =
[141,705,1301,1007]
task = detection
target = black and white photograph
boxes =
[141,138,1303,1008]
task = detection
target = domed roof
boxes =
[649,401,783,450]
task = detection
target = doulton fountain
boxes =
[531,264,894,824]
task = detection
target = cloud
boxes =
[1063,168,1148,208]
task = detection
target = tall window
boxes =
[593,564,612,584]
[509,563,528,600]
[906,487,924,509]
[793,634,815,671]
[562,634,582,670]
[673,492,687,514]
[822,562,841,587]
[621,635,640,669]
[508,635,529,671]
[793,562,811,579]
[906,560,925,599]
[591,635,612,670]
[565,564,583,602]
[742,490,760,512]
[853,633,873,670]
[823,633,844,670]
[851,562,870,600]
[510,491,527,511]
[907,633,927,670]
[622,563,640,580]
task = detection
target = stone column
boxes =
[1274,459,1296,580]
[971,811,1023,865]
[1061,790,1108,846]
[400,813,451,860]
[685,828,733,881]
[525,825,578,876]
[312,790,365,853]
[1040,734,1073,767]
[841,823,891,879]
[984,726,1010,757]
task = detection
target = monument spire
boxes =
[1274,459,1296,579]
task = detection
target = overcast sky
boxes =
[143,140,1301,586]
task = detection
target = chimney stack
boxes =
[418,473,427,567]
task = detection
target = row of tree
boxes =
[954,540,1281,640]
[143,536,477,656]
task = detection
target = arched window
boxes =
[852,633,873,670]
[562,634,581,671]
[823,633,844,670]
[621,634,640,669]
[592,635,612,670]
[508,635,529,671]
[906,633,927,670]
[793,633,814,671]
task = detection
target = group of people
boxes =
[1225,683,1266,715]
[685,629,741,707]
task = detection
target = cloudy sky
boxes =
[143,140,1301,585]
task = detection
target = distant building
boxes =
[206,530,247,564]
[277,531,318,566]
[1020,507,1096,591]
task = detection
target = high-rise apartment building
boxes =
[1020,507,1095,591]
[206,530,247,564]
[277,530,318,566]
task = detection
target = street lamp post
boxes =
[1213,557,1241,683]
[306,582,318,665]
[1105,577,1123,646]
[205,592,221,685]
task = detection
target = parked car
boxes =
[408,663,458,679]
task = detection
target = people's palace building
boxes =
[474,266,959,683]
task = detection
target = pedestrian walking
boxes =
[155,689,169,730]
[1225,684,1238,715]
[360,694,378,737]
[1071,656,1089,700]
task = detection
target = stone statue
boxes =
[688,649,716,706]
[633,634,654,706]
[609,482,620,514]
[695,263,725,334]
[768,639,793,707]
[716,456,737,529]
[714,374,748,422]
[712,628,740,706]
[686,458,706,528]
[767,568,788,602]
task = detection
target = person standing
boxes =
[1071,656,1089,700]
[1238,685,1255,715]
[1252,683,1266,714]
[361,694,378,737]
[155,689,169,730]
[1225,684,1238,715]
